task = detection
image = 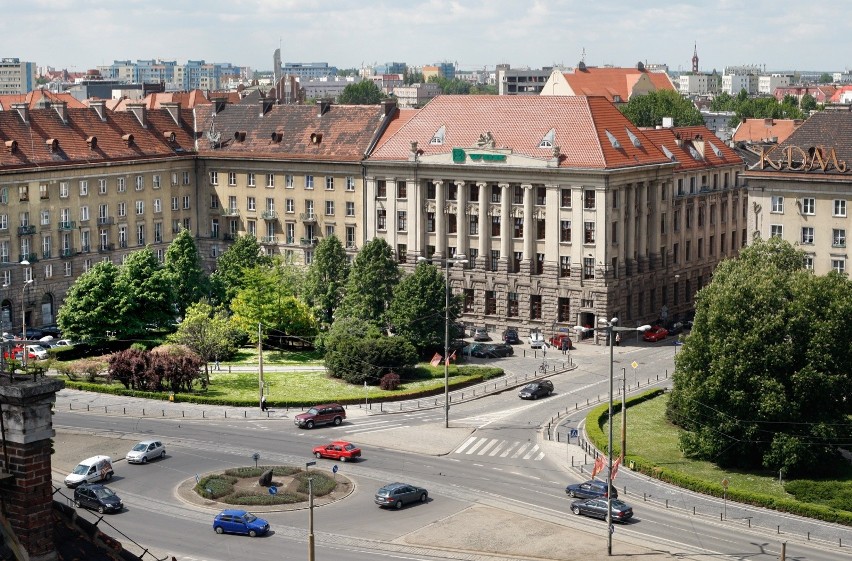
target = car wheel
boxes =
[97,505,105,514]
[160,450,166,459]
[533,394,538,400]
[568,490,576,498]
[420,492,427,503]
[105,472,113,481]
[548,390,553,396]
[333,416,342,426]
[215,526,224,534]
[305,420,314,429]
[572,506,581,515]
[142,456,148,464]
[249,530,258,537]
[73,500,81,508]
[395,500,403,509]
[340,456,347,462]
[315,452,322,459]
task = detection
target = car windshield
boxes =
[522,384,537,391]
[610,499,628,508]
[93,488,115,499]
[72,464,89,475]
[131,443,147,452]
[306,408,318,415]
[243,513,257,523]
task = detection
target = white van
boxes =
[64,455,114,488]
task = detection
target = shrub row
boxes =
[194,465,338,505]
[584,390,852,526]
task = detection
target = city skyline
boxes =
[6,0,852,75]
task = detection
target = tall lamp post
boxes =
[20,258,33,371]
[575,317,650,556]
[418,253,468,428]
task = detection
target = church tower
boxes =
[692,43,699,73]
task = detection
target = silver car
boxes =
[126,440,166,464]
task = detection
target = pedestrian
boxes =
[214,358,220,371]
[615,333,621,347]
[542,345,547,358]
[561,339,568,355]
[261,395,267,411]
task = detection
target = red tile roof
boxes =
[110,90,212,112]
[642,126,744,171]
[0,90,86,110]
[732,118,803,144]
[369,95,672,170]
[562,66,676,102]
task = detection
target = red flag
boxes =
[430,353,442,367]
[445,351,457,364]
[611,457,622,480]
[591,455,605,478]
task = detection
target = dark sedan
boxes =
[375,482,428,509]
[565,479,618,499]
[467,343,513,358]
[571,498,633,522]
[73,484,123,514]
[518,380,553,399]
[503,328,521,344]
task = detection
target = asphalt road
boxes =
[50,339,851,561]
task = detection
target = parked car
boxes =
[212,509,269,537]
[73,483,123,514]
[313,440,361,462]
[528,331,546,348]
[40,324,62,338]
[665,321,684,336]
[294,403,346,429]
[469,343,513,358]
[472,327,490,341]
[503,328,520,344]
[64,455,114,488]
[126,440,166,464]
[53,339,76,348]
[571,498,633,522]
[24,328,43,340]
[642,325,668,342]
[518,379,554,400]
[25,345,48,360]
[565,479,618,499]
[374,482,428,509]
[548,333,573,350]
[5,346,44,361]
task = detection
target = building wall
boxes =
[0,58,36,95]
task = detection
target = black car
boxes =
[503,328,520,344]
[571,498,633,522]
[565,479,618,499]
[518,380,554,399]
[374,482,428,509]
[73,483,123,514]
[664,321,684,336]
[469,343,513,358]
[40,324,62,338]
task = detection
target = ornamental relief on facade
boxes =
[489,204,501,216]
[465,202,478,216]
[444,203,457,215]
[533,208,546,220]
[423,201,436,213]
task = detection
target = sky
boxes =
[4,0,850,75]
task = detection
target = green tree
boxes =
[114,247,175,339]
[209,235,272,309]
[338,81,386,104]
[429,76,471,94]
[57,261,122,342]
[169,300,241,382]
[165,229,208,318]
[818,73,832,84]
[403,68,424,85]
[386,261,458,356]
[322,317,416,384]
[800,93,817,112]
[303,235,349,325]
[336,238,400,326]
[667,237,852,476]
[619,89,704,127]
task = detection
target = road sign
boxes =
[268,486,278,495]
[332,465,339,474]
[306,461,317,468]
[570,429,579,438]
[631,361,638,369]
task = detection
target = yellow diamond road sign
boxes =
[631,361,638,369]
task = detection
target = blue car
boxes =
[213,509,270,537]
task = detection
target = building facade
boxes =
[0,58,36,95]
[497,64,553,95]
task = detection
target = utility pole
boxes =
[308,477,315,561]
[257,322,264,407]
[621,367,627,465]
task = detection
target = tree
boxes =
[322,317,416,384]
[800,93,817,112]
[386,261,458,356]
[336,238,400,326]
[338,81,386,105]
[165,229,208,318]
[57,261,122,342]
[818,73,832,84]
[667,237,852,476]
[429,76,471,95]
[619,89,704,127]
[403,68,424,85]
[303,235,349,325]
[209,235,272,308]
[114,247,175,339]
[168,300,241,383]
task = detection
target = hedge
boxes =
[585,390,852,526]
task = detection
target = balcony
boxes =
[220,208,240,217]
[119,241,128,249]
[285,236,295,245]
[299,237,318,246]
[17,225,36,236]
[97,217,115,226]
[58,221,76,231]
[299,212,317,223]
[261,210,278,220]
[42,250,51,259]
[260,235,277,244]
[60,248,76,259]
[223,233,235,241]
[98,244,114,253]
[18,253,37,263]
[209,232,219,239]
[81,245,91,253]
[345,243,358,250]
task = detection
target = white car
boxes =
[54,339,75,347]
[25,345,48,360]
[126,440,166,464]
[528,332,546,349]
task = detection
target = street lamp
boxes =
[575,317,650,556]
[417,253,468,428]
[20,272,33,371]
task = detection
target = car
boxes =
[518,379,554,400]
[24,328,43,340]
[313,440,361,462]
[294,403,346,429]
[642,325,668,342]
[374,482,428,509]
[5,346,42,361]
[665,321,684,336]
[549,333,573,350]
[503,327,520,344]
[53,339,76,348]
[64,455,114,488]
[126,440,166,464]
[472,327,490,341]
[1,332,14,342]
[40,324,62,338]
[73,483,123,514]
[571,498,633,522]
[528,331,546,348]
[469,343,513,358]
[565,479,618,499]
[25,345,48,360]
[212,509,270,537]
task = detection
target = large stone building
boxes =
[542,62,677,104]
[0,58,36,95]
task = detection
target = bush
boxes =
[294,471,336,496]
[380,372,400,390]
[195,474,237,499]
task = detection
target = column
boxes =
[407,178,420,258]
[365,177,377,239]
[522,183,534,273]
[435,179,446,259]
[544,183,560,277]
[500,183,511,271]
[637,182,647,271]
[386,177,398,254]
[478,185,489,268]
[456,181,470,257]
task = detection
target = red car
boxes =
[643,325,668,342]
[548,334,573,350]
[312,441,361,462]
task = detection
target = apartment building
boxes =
[744,110,852,275]
[0,58,36,95]
[364,95,745,339]
[496,64,553,95]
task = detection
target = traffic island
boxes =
[175,465,354,512]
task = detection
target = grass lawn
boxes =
[225,348,324,366]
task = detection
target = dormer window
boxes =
[662,146,677,162]
[604,130,621,149]
[625,128,642,148]
[539,128,555,148]
[430,125,445,145]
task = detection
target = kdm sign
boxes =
[758,145,848,173]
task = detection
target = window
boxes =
[397,181,407,199]
[183,171,190,185]
[228,172,237,186]
[771,224,783,238]
[469,214,478,235]
[247,173,256,187]
[79,180,88,196]
[154,199,162,213]
[559,256,571,277]
[325,201,335,216]
[804,255,814,270]
[484,290,497,314]
[802,197,814,215]
[117,202,127,217]
[137,224,145,246]
[673,210,680,231]
[529,295,542,319]
[491,185,501,203]
[771,195,784,213]
[325,224,335,237]
[266,173,275,188]
[507,293,519,317]
[560,188,571,208]
[536,218,545,240]
[265,198,275,212]
[612,190,619,209]
[210,171,219,185]
[686,239,692,260]
[247,197,256,212]
[80,206,90,221]
[117,177,125,192]
[560,220,572,242]
[345,176,355,191]
[584,221,595,243]
[397,211,407,231]
[514,217,523,238]
[376,180,387,198]
[673,242,679,264]
[584,189,595,209]
[346,226,356,248]
[831,259,846,274]
[833,229,846,248]
[98,179,107,194]
[377,209,387,231]
[686,207,693,228]
[801,227,814,245]
[150,174,160,189]
[40,210,50,226]
[285,174,294,188]
[183,195,190,209]
[513,186,523,204]
[490,250,500,272]
[171,197,179,211]
[491,216,500,236]
[583,257,595,279]
[426,182,436,200]
[325,176,334,190]
[286,199,294,213]
[660,213,666,235]
[535,186,546,205]
[305,175,314,189]
[397,244,407,263]
[136,201,145,215]
[511,251,522,273]
[346,201,355,216]
[534,253,545,275]
[135,176,144,191]
[469,183,479,201]
[698,206,704,227]
[611,222,618,245]
[59,182,69,198]
[834,199,847,217]
[698,238,704,258]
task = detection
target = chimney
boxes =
[259,97,274,116]
[160,102,181,126]
[0,377,65,560]
[317,98,331,117]
[692,136,706,158]
[5,140,17,153]
[381,98,397,117]
[52,101,68,124]
[127,103,147,128]
[11,103,28,125]
[89,100,107,121]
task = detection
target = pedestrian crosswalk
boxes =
[453,436,545,461]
